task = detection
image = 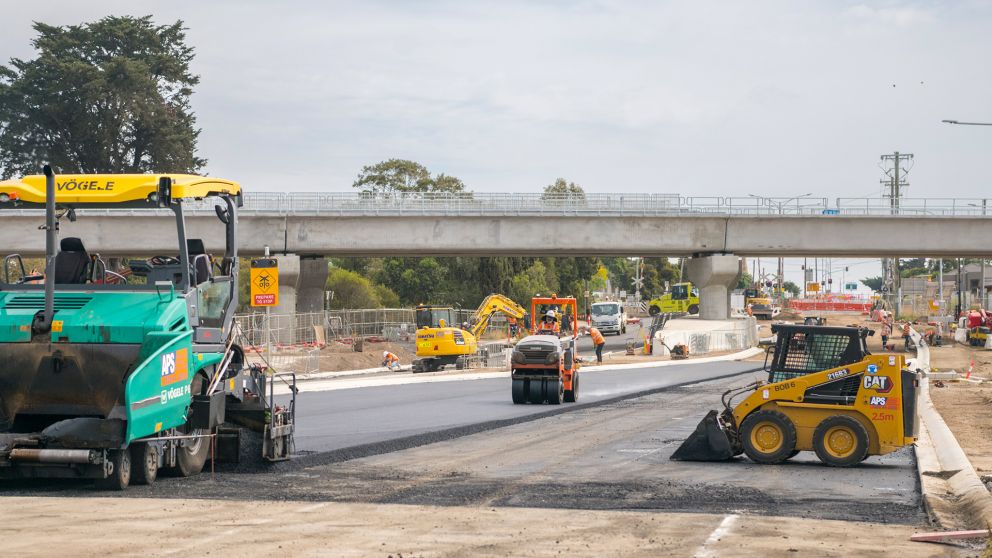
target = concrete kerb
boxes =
[910,327,992,529]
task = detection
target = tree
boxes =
[542,178,586,201]
[352,159,467,195]
[326,268,389,309]
[861,276,884,292]
[737,272,753,290]
[0,16,204,178]
[431,173,467,193]
[782,281,801,297]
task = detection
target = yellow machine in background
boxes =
[672,324,919,467]
[648,282,699,316]
[744,286,774,320]
[412,294,527,373]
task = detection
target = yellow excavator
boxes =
[412,294,527,373]
[671,324,919,467]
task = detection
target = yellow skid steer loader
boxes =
[671,324,919,467]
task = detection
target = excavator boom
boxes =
[469,294,527,339]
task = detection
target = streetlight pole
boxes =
[942,119,992,126]
[943,118,991,308]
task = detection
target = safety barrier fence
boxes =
[236,308,482,374]
[787,300,873,313]
[653,318,759,357]
[10,193,992,217]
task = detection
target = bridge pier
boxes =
[297,255,329,314]
[685,253,740,320]
[273,254,328,316]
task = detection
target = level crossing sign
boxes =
[250,258,279,307]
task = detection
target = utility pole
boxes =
[880,151,913,311]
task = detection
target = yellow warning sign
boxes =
[250,259,279,307]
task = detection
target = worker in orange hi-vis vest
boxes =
[589,326,606,363]
[382,350,401,371]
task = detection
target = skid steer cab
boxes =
[0,169,296,490]
[510,295,581,405]
[671,324,920,467]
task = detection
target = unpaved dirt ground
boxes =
[0,496,962,558]
[314,341,416,372]
[928,343,992,476]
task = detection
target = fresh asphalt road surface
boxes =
[575,325,643,353]
[291,360,763,453]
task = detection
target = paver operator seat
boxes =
[53,237,90,284]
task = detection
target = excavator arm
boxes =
[469,294,527,340]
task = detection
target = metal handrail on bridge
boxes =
[3,192,991,217]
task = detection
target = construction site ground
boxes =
[2,311,985,556]
[0,361,964,557]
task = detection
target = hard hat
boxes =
[546,310,557,319]
[383,350,389,357]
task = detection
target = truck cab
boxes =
[590,301,626,335]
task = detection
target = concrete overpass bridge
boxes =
[3,192,990,318]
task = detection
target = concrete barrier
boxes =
[911,326,992,529]
[653,317,758,356]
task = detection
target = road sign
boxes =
[250,258,279,307]
[806,282,820,293]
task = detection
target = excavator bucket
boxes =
[670,410,736,461]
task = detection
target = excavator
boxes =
[671,324,919,467]
[412,294,527,373]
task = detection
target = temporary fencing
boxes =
[787,299,872,313]
[235,307,481,374]
[653,318,758,357]
[235,312,324,375]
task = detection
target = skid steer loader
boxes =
[671,324,919,467]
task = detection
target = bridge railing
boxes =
[3,192,992,217]
[835,197,992,216]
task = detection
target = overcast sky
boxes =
[3,0,991,199]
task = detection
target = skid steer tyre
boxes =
[564,374,579,403]
[547,377,563,405]
[813,415,869,467]
[648,305,660,316]
[741,410,797,465]
[511,379,526,404]
[688,304,700,315]
[130,442,158,485]
[96,449,131,491]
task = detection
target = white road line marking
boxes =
[693,513,739,558]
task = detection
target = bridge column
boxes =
[273,254,299,317]
[297,256,329,314]
[273,254,328,315]
[685,253,741,320]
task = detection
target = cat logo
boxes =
[862,375,892,394]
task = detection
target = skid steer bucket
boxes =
[670,410,736,461]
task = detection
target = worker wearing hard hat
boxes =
[537,310,560,334]
[382,350,401,371]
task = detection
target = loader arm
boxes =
[469,294,527,339]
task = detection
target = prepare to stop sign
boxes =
[250,259,279,307]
